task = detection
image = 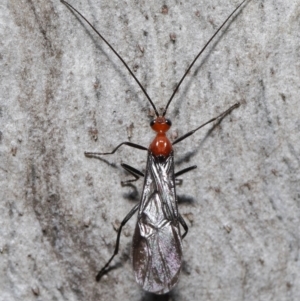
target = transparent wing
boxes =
[132,153,182,294]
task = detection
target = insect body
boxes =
[132,118,182,293]
[61,0,249,295]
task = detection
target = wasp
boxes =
[61,0,248,294]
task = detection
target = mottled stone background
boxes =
[0,0,299,300]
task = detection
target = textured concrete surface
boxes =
[1,0,299,300]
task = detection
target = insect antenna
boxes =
[162,0,249,116]
[61,0,159,117]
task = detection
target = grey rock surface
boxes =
[0,0,299,300]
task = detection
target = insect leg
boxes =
[121,162,197,184]
[175,165,197,178]
[175,165,197,186]
[121,163,144,185]
[172,103,240,146]
[178,214,188,239]
[85,142,147,157]
[96,203,139,281]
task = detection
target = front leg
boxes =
[172,103,240,146]
[85,142,147,157]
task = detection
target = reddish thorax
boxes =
[149,116,173,157]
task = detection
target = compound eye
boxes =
[165,119,172,126]
[150,119,155,127]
